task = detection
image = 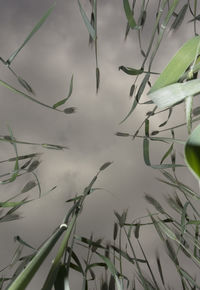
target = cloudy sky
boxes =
[0,1,197,289]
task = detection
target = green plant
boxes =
[1,0,200,289]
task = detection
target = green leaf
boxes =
[99,162,113,171]
[170,4,188,32]
[148,79,200,109]
[7,3,55,64]
[184,124,200,180]
[54,264,68,290]
[21,181,36,193]
[121,73,150,123]
[160,143,174,164]
[8,228,65,290]
[0,79,56,110]
[17,77,34,94]
[0,200,29,208]
[96,253,123,290]
[119,66,144,75]
[53,75,73,109]
[123,0,137,29]
[63,107,76,114]
[78,0,96,40]
[96,67,100,93]
[149,36,200,93]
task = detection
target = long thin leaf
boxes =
[53,75,73,109]
[123,0,137,29]
[78,0,96,40]
[7,3,55,64]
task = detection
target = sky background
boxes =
[0,1,198,289]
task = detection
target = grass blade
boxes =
[123,0,137,29]
[78,0,96,40]
[53,75,73,109]
[7,3,55,65]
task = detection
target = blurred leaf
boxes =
[119,66,143,75]
[113,223,118,241]
[109,275,115,290]
[159,108,172,127]
[188,15,200,23]
[99,162,113,171]
[96,253,123,290]
[156,253,165,286]
[115,132,130,137]
[160,143,173,164]
[54,264,68,290]
[0,79,55,110]
[63,107,76,114]
[193,106,200,116]
[27,160,40,172]
[181,201,190,235]
[170,4,188,31]
[148,79,200,109]
[17,77,34,94]
[0,200,30,208]
[165,239,179,265]
[96,67,100,93]
[7,3,55,64]
[134,222,140,239]
[123,0,137,29]
[78,0,96,40]
[21,181,36,193]
[42,143,68,150]
[121,73,150,123]
[149,36,200,93]
[145,194,165,214]
[14,236,36,251]
[179,267,199,288]
[143,121,184,169]
[53,75,73,109]
[184,124,200,180]
[129,83,135,97]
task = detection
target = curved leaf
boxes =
[185,124,200,180]
[149,36,200,93]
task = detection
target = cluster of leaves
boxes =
[1,0,200,289]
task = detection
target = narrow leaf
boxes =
[78,0,96,40]
[123,0,137,29]
[53,75,73,109]
[7,3,55,64]
[119,66,143,75]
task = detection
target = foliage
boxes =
[1,0,200,289]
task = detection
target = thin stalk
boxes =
[123,227,149,290]
[137,239,160,289]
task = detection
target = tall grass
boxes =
[1,0,200,289]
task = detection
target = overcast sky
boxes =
[0,1,197,289]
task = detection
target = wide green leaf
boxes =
[149,36,200,93]
[184,124,200,180]
[148,79,200,109]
